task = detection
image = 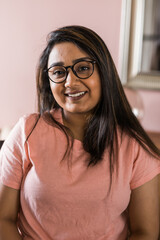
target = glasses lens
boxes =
[74,61,94,79]
[48,66,66,82]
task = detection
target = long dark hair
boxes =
[36,25,159,175]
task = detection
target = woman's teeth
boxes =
[68,92,85,97]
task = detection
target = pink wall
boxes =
[0,0,122,129]
[0,1,160,133]
[124,88,160,132]
[137,89,160,132]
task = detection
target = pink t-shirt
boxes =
[0,109,160,240]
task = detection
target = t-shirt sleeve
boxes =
[130,141,160,189]
[0,114,39,190]
[0,117,26,189]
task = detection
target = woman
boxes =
[0,25,159,240]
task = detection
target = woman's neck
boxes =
[62,111,90,141]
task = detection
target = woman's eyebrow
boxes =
[48,61,64,68]
[72,57,92,64]
[48,57,91,68]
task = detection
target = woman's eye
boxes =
[53,70,65,76]
[50,68,66,78]
[78,66,90,72]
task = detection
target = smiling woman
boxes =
[47,42,101,125]
[0,25,160,240]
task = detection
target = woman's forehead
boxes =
[48,42,90,66]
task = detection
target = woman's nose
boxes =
[64,69,78,88]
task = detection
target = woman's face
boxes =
[47,42,101,118]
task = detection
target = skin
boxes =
[0,42,159,239]
[0,184,22,240]
[48,42,101,141]
[128,176,159,239]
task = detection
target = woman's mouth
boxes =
[65,91,86,100]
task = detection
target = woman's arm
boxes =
[159,174,160,239]
[0,184,22,240]
[128,175,159,240]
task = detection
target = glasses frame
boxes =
[46,59,96,84]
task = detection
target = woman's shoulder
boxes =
[23,108,63,139]
[117,127,160,164]
[18,108,62,131]
[49,108,62,122]
[21,112,41,129]
[2,112,40,147]
[21,112,40,123]
[117,128,135,148]
[116,127,148,159]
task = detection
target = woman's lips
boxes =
[64,91,86,100]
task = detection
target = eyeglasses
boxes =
[47,60,96,83]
